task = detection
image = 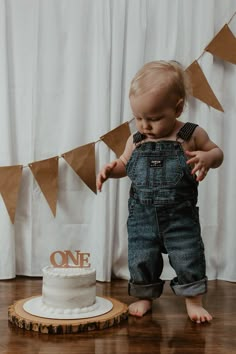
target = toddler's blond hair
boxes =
[129,60,190,104]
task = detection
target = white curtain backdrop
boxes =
[0,0,235,282]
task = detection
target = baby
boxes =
[97,61,224,324]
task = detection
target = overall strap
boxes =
[176,122,198,141]
[133,122,198,144]
[133,131,146,144]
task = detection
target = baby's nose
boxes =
[142,120,151,129]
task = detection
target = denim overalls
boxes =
[126,123,207,299]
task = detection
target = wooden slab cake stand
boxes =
[8,296,128,334]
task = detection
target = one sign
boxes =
[50,250,91,268]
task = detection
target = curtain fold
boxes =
[0,0,235,282]
[0,0,15,279]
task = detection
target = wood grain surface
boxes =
[0,277,235,353]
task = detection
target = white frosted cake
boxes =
[41,266,97,315]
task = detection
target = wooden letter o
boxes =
[50,250,67,267]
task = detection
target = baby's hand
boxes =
[96,161,117,192]
[185,150,210,182]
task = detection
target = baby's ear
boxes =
[175,99,184,117]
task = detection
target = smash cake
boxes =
[9,250,128,333]
[22,251,113,320]
[41,266,97,315]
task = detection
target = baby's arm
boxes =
[185,126,224,182]
[96,159,126,192]
[96,134,134,192]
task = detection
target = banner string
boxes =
[21,117,135,169]
[228,11,236,24]
[195,51,205,63]
[194,11,236,64]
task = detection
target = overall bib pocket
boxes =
[127,152,184,188]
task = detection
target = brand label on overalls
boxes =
[149,160,163,167]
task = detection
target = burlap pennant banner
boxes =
[62,142,97,194]
[185,61,224,112]
[100,122,131,157]
[205,24,236,65]
[0,165,23,224]
[29,157,59,216]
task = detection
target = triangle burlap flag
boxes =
[205,24,236,65]
[100,122,131,157]
[29,157,59,216]
[185,61,224,112]
[0,165,23,223]
[62,142,97,194]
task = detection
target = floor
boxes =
[0,277,235,354]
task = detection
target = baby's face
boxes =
[130,90,183,139]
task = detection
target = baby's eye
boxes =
[148,116,162,121]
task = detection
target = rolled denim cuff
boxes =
[170,277,208,297]
[128,280,165,299]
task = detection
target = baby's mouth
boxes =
[144,133,155,138]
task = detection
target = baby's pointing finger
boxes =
[96,179,102,192]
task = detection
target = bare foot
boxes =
[185,295,212,324]
[128,299,152,317]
